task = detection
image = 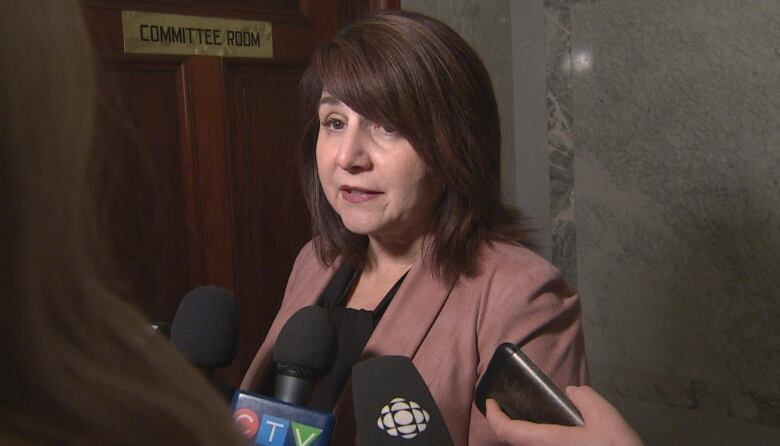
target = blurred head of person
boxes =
[0,1,241,444]
[299,10,531,281]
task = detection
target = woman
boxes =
[241,10,589,445]
[0,2,242,444]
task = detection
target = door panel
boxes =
[226,63,311,375]
[94,62,191,322]
[81,0,394,385]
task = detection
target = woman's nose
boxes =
[336,125,371,173]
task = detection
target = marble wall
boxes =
[404,0,780,443]
[561,0,780,443]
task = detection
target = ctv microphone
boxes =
[273,306,336,404]
[352,356,454,445]
[232,306,336,446]
[474,343,584,426]
[170,285,238,401]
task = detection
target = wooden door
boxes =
[80,0,397,385]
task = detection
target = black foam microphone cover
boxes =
[272,305,336,405]
[352,356,454,445]
[273,305,336,375]
[170,285,238,369]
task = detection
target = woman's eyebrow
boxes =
[319,95,342,107]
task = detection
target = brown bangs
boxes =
[304,25,414,137]
[298,11,532,281]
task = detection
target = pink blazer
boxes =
[241,241,589,445]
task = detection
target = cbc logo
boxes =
[376,397,430,439]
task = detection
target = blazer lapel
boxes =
[242,255,456,391]
[362,258,457,360]
[332,259,457,441]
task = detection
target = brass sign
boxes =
[121,11,273,58]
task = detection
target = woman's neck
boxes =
[364,233,425,275]
[344,235,423,311]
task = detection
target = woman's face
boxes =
[316,92,441,244]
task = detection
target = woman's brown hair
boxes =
[0,2,242,444]
[300,10,531,281]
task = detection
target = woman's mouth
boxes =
[340,186,381,203]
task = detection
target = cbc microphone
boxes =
[352,356,454,445]
[232,306,336,445]
[169,285,238,401]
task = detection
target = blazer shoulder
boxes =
[290,240,326,276]
[479,241,564,282]
[280,240,333,309]
[470,241,575,314]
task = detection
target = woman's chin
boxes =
[340,219,380,236]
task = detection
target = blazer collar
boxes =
[362,256,457,360]
[240,253,457,391]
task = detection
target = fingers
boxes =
[485,399,510,423]
[564,386,646,446]
[485,399,575,446]
[486,399,533,444]
[565,385,623,422]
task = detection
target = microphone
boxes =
[474,343,584,426]
[351,356,454,445]
[169,285,239,401]
[273,305,336,404]
[170,285,239,369]
[232,306,337,445]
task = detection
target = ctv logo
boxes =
[234,408,260,438]
[234,409,323,446]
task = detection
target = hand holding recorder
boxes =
[486,386,644,446]
[475,343,643,446]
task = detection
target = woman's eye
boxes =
[372,123,398,137]
[322,118,345,130]
[381,125,398,135]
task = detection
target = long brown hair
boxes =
[300,10,531,281]
[0,2,242,444]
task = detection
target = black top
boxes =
[308,261,406,412]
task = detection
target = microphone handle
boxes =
[275,373,316,405]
